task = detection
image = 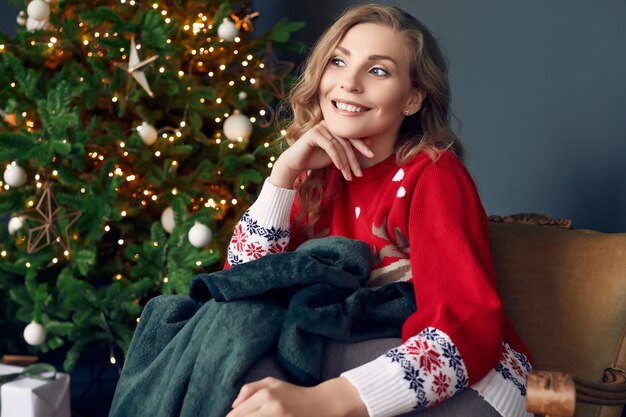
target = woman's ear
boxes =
[405,87,426,116]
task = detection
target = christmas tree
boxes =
[0,0,302,371]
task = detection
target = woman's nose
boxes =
[340,71,363,93]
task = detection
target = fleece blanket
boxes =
[109,236,415,417]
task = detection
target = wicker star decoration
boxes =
[230,4,260,32]
[261,43,294,99]
[23,186,81,254]
[113,35,159,98]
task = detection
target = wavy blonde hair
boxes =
[278,4,462,227]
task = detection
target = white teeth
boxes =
[335,101,366,113]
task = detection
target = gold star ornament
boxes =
[23,186,81,254]
[114,36,159,98]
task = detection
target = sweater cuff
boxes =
[247,178,296,228]
[341,356,417,417]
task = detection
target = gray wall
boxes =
[254,0,626,233]
[2,1,625,232]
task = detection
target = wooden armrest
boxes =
[526,368,626,417]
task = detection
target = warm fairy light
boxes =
[176,131,182,137]
[270,156,276,162]
[205,198,216,208]
[163,277,169,283]
[228,81,235,86]
[250,78,256,85]
[268,162,273,168]
[115,274,122,280]
[171,161,178,167]
[161,10,167,15]
[135,44,141,50]
[250,117,256,123]
[259,109,267,116]
[161,133,167,138]
[235,37,241,43]
[120,142,125,148]
[109,173,114,177]
[242,61,248,67]
[105,225,111,232]
[0,45,4,51]
[126,175,136,181]
[220,199,227,205]
[112,96,118,103]
[133,254,139,260]
[143,190,149,196]
[231,199,238,205]
[83,40,89,46]
[195,261,202,266]
[155,151,161,157]
[118,239,124,245]
[110,356,117,365]
[191,49,197,56]
[215,138,221,144]
[159,67,165,73]
[10,82,15,87]
[208,47,215,53]
[183,24,190,31]
[228,143,234,149]
[81,188,86,193]
[25,262,31,268]
[215,117,221,123]
[121,210,127,217]
[179,121,186,127]
[199,98,205,104]
[208,71,214,77]
[178,71,184,77]
[216,98,222,104]
[64,250,70,257]
[166,39,172,44]
[171,188,178,195]
[153,241,158,247]
[52,170,58,176]
[151,195,157,201]
[152,3,158,8]
[95,32,100,38]
[241,76,247,81]
[52,258,58,264]
[219,64,226,71]
[165,18,171,24]
[168,136,174,142]
[22,112,28,117]
[136,317,140,323]
[1,251,7,257]
[50,37,57,44]
[280,129,287,136]
[224,112,230,118]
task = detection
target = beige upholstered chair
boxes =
[488,214,626,417]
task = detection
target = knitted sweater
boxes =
[226,151,532,417]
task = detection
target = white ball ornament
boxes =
[26,17,50,32]
[238,91,248,100]
[17,11,27,25]
[188,222,212,248]
[217,18,239,42]
[138,122,158,146]
[3,162,27,188]
[161,206,175,234]
[23,321,46,346]
[223,111,253,141]
[27,0,50,21]
[8,217,23,235]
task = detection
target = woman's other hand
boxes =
[226,376,369,417]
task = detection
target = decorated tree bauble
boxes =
[26,17,50,32]
[138,121,158,146]
[3,162,27,187]
[238,91,248,100]
[160,206,175,234]
[8,216,23,235]
[223,111,252,141]
[217,18,239,42]
[26,0,50,21]
[16,11,26,25]
[23,321,46,346]
[188,222,212,248]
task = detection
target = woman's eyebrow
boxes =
[335,46,398,67]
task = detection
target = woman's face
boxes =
[318,23,423,159]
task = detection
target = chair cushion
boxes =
[489,222,626,417]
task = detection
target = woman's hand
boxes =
[226,376,369,417]
[270,120,374,189]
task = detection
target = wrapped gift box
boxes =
[0,364,70,417]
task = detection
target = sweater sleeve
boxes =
[341,155,504,416]
[225,178,296,268]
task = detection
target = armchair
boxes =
[488,214,626,417]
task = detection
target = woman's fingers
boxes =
[231,378,275,409]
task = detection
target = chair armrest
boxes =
[526,368,626,417]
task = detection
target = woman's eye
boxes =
[370,67,389,77]
[330,57,346,67]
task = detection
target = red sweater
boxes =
[226,151,532,416]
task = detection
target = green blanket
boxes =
[109,236,415,417]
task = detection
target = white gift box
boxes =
[0,364,70,417]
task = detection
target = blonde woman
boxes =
[226,4,531,417]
